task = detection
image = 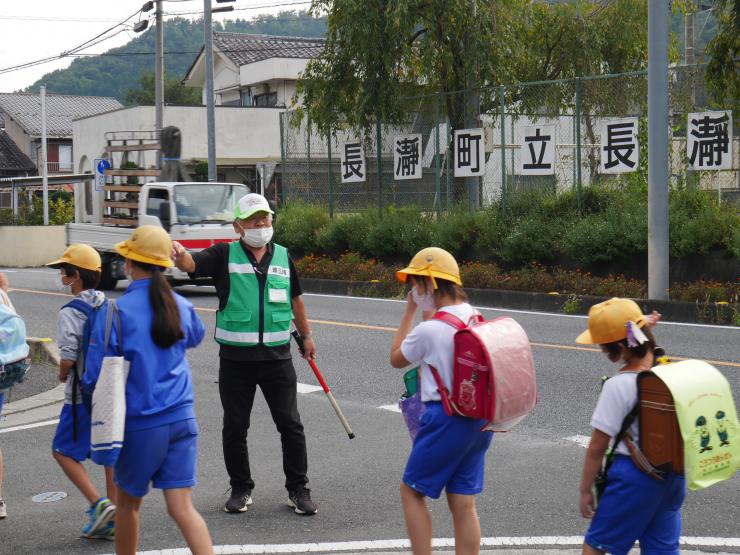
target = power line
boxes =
[0,7,144,76]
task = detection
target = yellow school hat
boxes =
[46,244,101,272]
[114,225,174,268]
[396,247,462,288]
[576,297,646,345]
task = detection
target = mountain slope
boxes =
[25,12,326,101]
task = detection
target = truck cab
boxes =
[67,181,248,289]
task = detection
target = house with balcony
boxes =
[182,32,325,109]
[72,33,326,221]
[0,92,122,176]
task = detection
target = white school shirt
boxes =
[590,371,640,456]
[400,303,477,403]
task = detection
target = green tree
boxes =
[123,71,201,106]
[704,0,739,114]
[295,1,658,136]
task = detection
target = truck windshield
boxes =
[173,184,249,224]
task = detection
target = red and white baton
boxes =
[291,331,355,439]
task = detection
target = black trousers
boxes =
[219,357,309,493]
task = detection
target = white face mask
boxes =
[123,261,134,282]
[57,276,72,292]
[412,285,436,312]
[242,226,274,248]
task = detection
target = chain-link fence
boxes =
[281,65,739,214]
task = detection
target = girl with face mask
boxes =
[390,247,494,555]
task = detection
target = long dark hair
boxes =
[132,261,183,348]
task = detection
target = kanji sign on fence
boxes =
[520,125,556,175]
[341,141,366,183]
[454,128,485,177]
[600,118,639,174]
[394,134,422,180]
[687,111,732,171]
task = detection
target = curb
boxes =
[300,278,736,326]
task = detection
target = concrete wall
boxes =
[0,226,66,267]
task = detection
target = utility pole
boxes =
[204,0,217,182]
[40,85,49,225]
[648,0,670,300]
[155,0,164,134]
[465,0,480,209]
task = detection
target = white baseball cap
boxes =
[234,193,274,220]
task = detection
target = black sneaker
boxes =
[288,487,317,515]
[224,488,253,513]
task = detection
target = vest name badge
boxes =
[268,288,288,303]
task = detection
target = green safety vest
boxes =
[215,242,293,347]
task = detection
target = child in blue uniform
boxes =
[576,298,685,555]
[46,245,117,539]
[82,226,213,555]
[390,247,493,555]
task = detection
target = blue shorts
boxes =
[586,455,686,555]
[115,418,199,497]
[0,391,4,414]
[403,402,493,499]
[52,403,92,462]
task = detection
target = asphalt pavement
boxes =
[0,267,738,554]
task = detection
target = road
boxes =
[0,267,738,554]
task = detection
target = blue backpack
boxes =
[62,298,104,439]
[0,303,30,390]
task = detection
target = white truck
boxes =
[67,181,248,289]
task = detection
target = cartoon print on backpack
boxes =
[693,416,713,453]
[715,410,732,447]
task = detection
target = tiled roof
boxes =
[213,33,325,67]
[0,130,36,172]
[0,93,122,138]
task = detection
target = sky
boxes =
[0,0,313,93]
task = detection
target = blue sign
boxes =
[94,158,111,192]
[96,158,111,174]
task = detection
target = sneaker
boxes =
[288,487,317,515]
[0,498,6,519]
[82,497,116,538]
[224,488,253,513]
[87,520,115,541]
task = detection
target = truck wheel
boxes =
[99,258,118,290]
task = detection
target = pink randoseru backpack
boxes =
[429,312,537,432]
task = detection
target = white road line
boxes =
[0,418,59,434]
[103,535,740,554]
[564,435,591,449]
[297,383,323,394]
[379,404,402,413]
[303,293,740,330]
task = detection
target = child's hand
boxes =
[405,290,418,313]
[0,272,9,292]
[580,490,596,519]
[645,310,662,328]
[58,367,69,383]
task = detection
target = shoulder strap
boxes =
[432,311,467,329]
[63,298,94,318]
[103,300,122,356]
[601,401,639,478]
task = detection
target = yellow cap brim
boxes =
[45,257,101,272]
[575,329,594,344]
[114,241,174,268]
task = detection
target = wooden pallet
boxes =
[105,143,161,153]
[104,168,161,177]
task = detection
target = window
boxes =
[146,188,169,218]
[254,92,277,107]
[240,89,253,107]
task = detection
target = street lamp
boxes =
[204,0,235,182]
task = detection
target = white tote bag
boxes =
[90,301,130,467]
